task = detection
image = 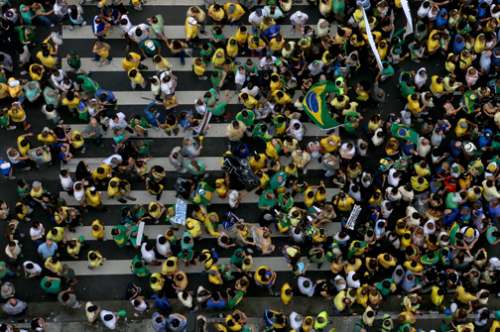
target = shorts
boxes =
[11,116,26,122]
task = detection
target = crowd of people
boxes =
[2,0,500,331]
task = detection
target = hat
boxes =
[465,228,474,237]
[464,143,474,153]
[313,60,320,66]
[296,11,303,17]
[32,181,41,187]
[419,194,429,200]
[228,4,235,14]
[256,8,263,16]
[459,121,468,128]
[187,17,197,26]
[380,158,389,166]
[146,40,156,51]
[489,164,496,172]
[403,112,411,119]
[452,166,459,173]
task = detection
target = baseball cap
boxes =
[146,41,156,51]
[228,4,235,14]
[466,228,474,237]
[256,8,263,16]
[464,143,474,153]
[296,11,303,17]
[459,121,468,128]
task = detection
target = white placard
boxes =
[362,8,383,73]
[400,0,414,36]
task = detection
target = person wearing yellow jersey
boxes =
[153,55,170,72]
[86,187,106,211]
[215,179,227,199]
[17,134,31,156]
[45,257,63,274]
[280,283,293,306]
[269,36,286,56]
[235,26,249,53]
[208,4,225,23]
[333,192,354,212]
[204,213,220,237]
[62,91,80,117]
[69,130,86,152]
[377,40,389,60]
[249,153,267,172]
[148,201,166,223]
[92,41,112,67]
[212,48,226,68]
[208,265,223,285]
[427,30,441,55]
[407,94,427,116]
[92,164,112,185]
[185,17,200,43]
[36,49,57,69]
[270,73,282,91]
[107,177,121,199]
[378,253,396,269]
[455,118,473,137]
[29,64,45,81]
[162,257,179,277]
[239,93,258,109]
[122,52,149,72]
[91,220,105,240]
[453,285,477,303]
[270,90,292,105]
[430,286,444,310]
[224,3,245,25]
[430,75,445,98]
[46,227,66,244]
[128,68,147,89]
[320,135,341,153]
[192,57,208,81]
[150,272,164,291]
[247,36,266,58]
[226,38,239,60]
[186,218,202,238]
[7,102,30,131]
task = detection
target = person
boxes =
[58,288,81,310]
[2,298,27,315]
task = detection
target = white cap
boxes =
[187,17,197,26]
[296,11,303,17]
[464,143,474,153]
[146,41,155,51]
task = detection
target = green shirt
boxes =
[381,62,394,76]
[131,255,151,277]
[400,81,414,99]
[211,69,226,88]
[151,15,165,35]
[67,52,82,69]
[209,102,227,116]
[0,261,7,279]
[111,225,129,248]
[344,112,358,132]
[77,75,101,94]
[258,189,276,211]
[236,111,255,127]
[229,248,244,265]
[200,43,215,59]
[245,63,258,75]
[41,277,61,293]
[375,278,395,296]
[211,26,223,41]
[139,39,161,57]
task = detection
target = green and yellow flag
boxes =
[390,123,419,145]
[302,81,342,129]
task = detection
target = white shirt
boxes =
[132,299,148,311]
[73,182,86,202]
[18,46,31,64]
[128,24,149,42]
[160,72,175,95]
[346,271,360,288]
[289,312,303,331]
[23,261,42,274]
[120,14,133,33]
[235,71,246,86]
[60,174,74,191]
[290,12,309,26]
[417,1,431,17]
[51,70,66,88]
[248,11,267,25]
[340,143,356,158]
[386,187,402,201]
[259,56,276,69]
[388,169,400,187]
[241,86,259,97]
[194,99,206,116]
[54,3,68,16]
[100,310,117,329]
[297,276,315,297]
[103,154,123,168]
[348,183,361,202]
[401,111,412,126]
[29,225,44,238]
[308,61,324,76]
[141,243,156,263]
[156,235,171,257]
[109,112,128,129]
[289,119,304,141]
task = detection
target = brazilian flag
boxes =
[460,90,477,114]
[302,81,342,129]
[390,123,419,145]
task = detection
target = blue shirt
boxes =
[38,242,58,259]
[92,16,106,35]
[151,313,168,332]
[206,298,227,310]
[102,7,120,22]
[168,316,187,332]
[151,294,171,310]
[0,159,12,177]
[448,140,462,159]
[443,208,459,226]
[453,35,464,55]
[489,199,500,218]
[95,90,116,102]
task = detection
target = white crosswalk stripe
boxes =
[68,222,340,240]
[61,156,326,171]
[62,57,263,72]
[63,123,335,139]
[61,256,332,276]
[62,24,337,40]
[60,188,340,205]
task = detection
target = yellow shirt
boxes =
[248,35,266,50]
[128,69,145,84]
[185,18,198,39]
[150,272,163,291]
[29,64,43,81]
[17,136,30,155]
[8,109,26,122]
[62,97,80,108]
[45,258,62,273]
[155,57,171,71]
[239,93,258,109]
[91,220,104,239]
[281,283,293,305]
[70,131,84,148]
[93,164,111,181]
[272,90,292,105]
[209,5,225,20]
[223,3,245,18]
[46,227,65,242]
[407,96,420,114]
[162,257,178,275]
[455,119,468,137]
[427,30,440,52]
[431,286,443,306]
[456,286,477,303]
[86,188,101,207]
[193,60,206,76]
[235,27,248,44]
[226,37,239,57]
[107,177,121,197]
[122,52,141,72]
[36,51,56,68]
[430,75,444,94]
[37,133,55,145]
[320,135,340,152]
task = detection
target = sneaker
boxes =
[91,58,99,62]
[81,147,86,154]
[103,237,107,241]
[79,0,84,3]
[179,169,187,173]
[109,27,114,34]
[103,130,108,136]
[153,219,159,224]
[69,26,74,31]
[25,217,31,221]
[7,176,16,180]
[81,21,87,27]
[199,76,208,80]
[20,233,25,238]
[20,71,27,75]
[185,262,190,267]
[6,126,17,130]
[191,306,199,313]
[302,169,308,175]
[290,27,295,35]
[104,59,112,66]
[114,104,118,110]
[193,261,197,266]
[58,120,64,125]
[125,45,130,53]
[153,126,160,131]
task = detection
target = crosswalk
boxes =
[20,0,345,294]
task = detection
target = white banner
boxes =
[362,8,383,73]
[400,0,414,36]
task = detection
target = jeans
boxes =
[15,160,27,169]
[230,20,242,27]
[35,16,53,27]
[4,268,15,277]
[52,14,66,23]
[17,92,26,105]
[33,238,44,247]
[269,49,281,56]
[172,50,186,65]
[138,63,146,70]
[94,54,112,61]
[94,137,102,146]
[251,25,258,34]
